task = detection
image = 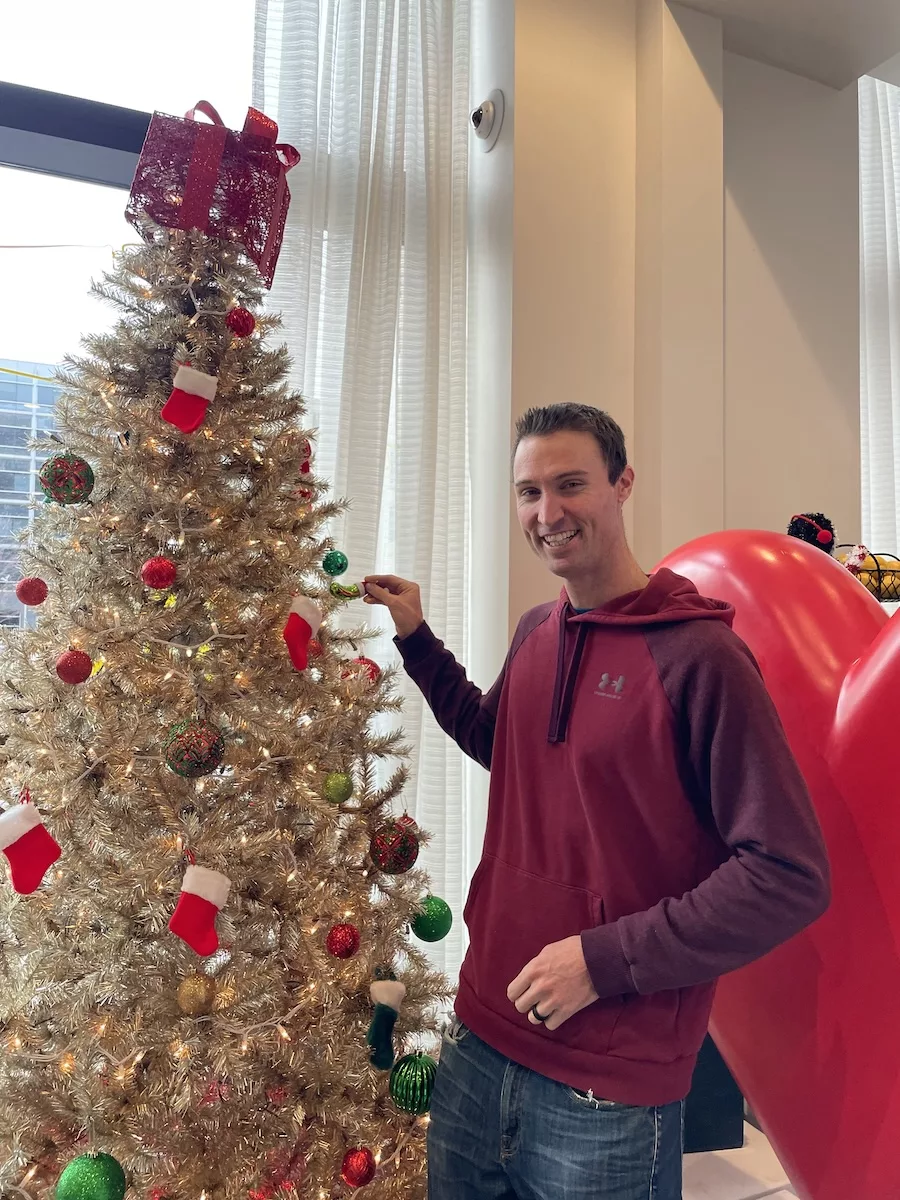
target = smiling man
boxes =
[364,403,830,1200]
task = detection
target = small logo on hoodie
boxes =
[596,673,625,699]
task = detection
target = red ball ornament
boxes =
[308,638,324,659]
[140,556,178,589]
[56,649,93,685]
[16,577,48,606]
[341,1148,376,1189]
[226,307,256,337]
[326,923,361,959]
[349,656,381,683]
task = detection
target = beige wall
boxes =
[633,1,725,568]
[508,0,637,623]
[723,52,861,543]
[469,2,861,637]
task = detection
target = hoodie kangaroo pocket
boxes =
[462,853,624,1057]
[607,982,715,1064]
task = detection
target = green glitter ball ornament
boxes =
[389,1052,437,1115]
[322,550,349,577]
[411,895,453,943]
[324,771,353,805]
[39,452,95,505]
[56,1154,126,1200]
[164,719,225,778]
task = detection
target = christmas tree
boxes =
[0,104,451,1200]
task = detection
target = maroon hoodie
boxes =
[398,568,830,1106]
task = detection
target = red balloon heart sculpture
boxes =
[659,530,899,1200]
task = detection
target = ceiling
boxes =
[676,0,900,90]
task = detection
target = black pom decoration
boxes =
[787,512,836,555]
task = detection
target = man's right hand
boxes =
[363,575,425,640]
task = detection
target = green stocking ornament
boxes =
[366,973,406,1070]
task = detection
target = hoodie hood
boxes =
[548,568,734,743]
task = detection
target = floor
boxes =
[684,1124,796,1200]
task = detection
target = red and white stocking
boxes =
[161,365,218,434]
[0,802,61,894]
[283,596,322,671]
[168,864,230,956]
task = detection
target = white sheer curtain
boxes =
[253,0,472,974]
[860,75,900,553]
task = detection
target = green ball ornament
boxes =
[411,895,453,943]
[56,1154,126,1200]
[324,771,353,805]
[390,1052,437,1115]
[322,550,349,577]
[39,452,95,505]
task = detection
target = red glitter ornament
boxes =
[16,577,48,606]
[140,556,178,589]
[266,1084,288,1106]
[343,656,381,684]
[56,649,93,685]
[370,818,420,875]
[326,923,361,959]
[341,1148,376,1189]
[308,638,323,659]
[226,307,256,337]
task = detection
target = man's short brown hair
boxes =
[514,404,627,485]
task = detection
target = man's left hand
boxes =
[507,935,599,1031]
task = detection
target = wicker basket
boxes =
[837,545,900,603]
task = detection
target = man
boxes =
[365,403,830,1200]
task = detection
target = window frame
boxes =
[0,81,146,188]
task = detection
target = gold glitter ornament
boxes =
[176,973,217,1015]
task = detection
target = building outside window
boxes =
[0,360,59,627]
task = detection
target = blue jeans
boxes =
[428,1019,684,1200]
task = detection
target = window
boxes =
[1,3,254,627]
[3,1,253,115]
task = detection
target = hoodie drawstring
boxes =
[548,610,589,744]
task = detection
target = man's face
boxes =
[513,431,634,581]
